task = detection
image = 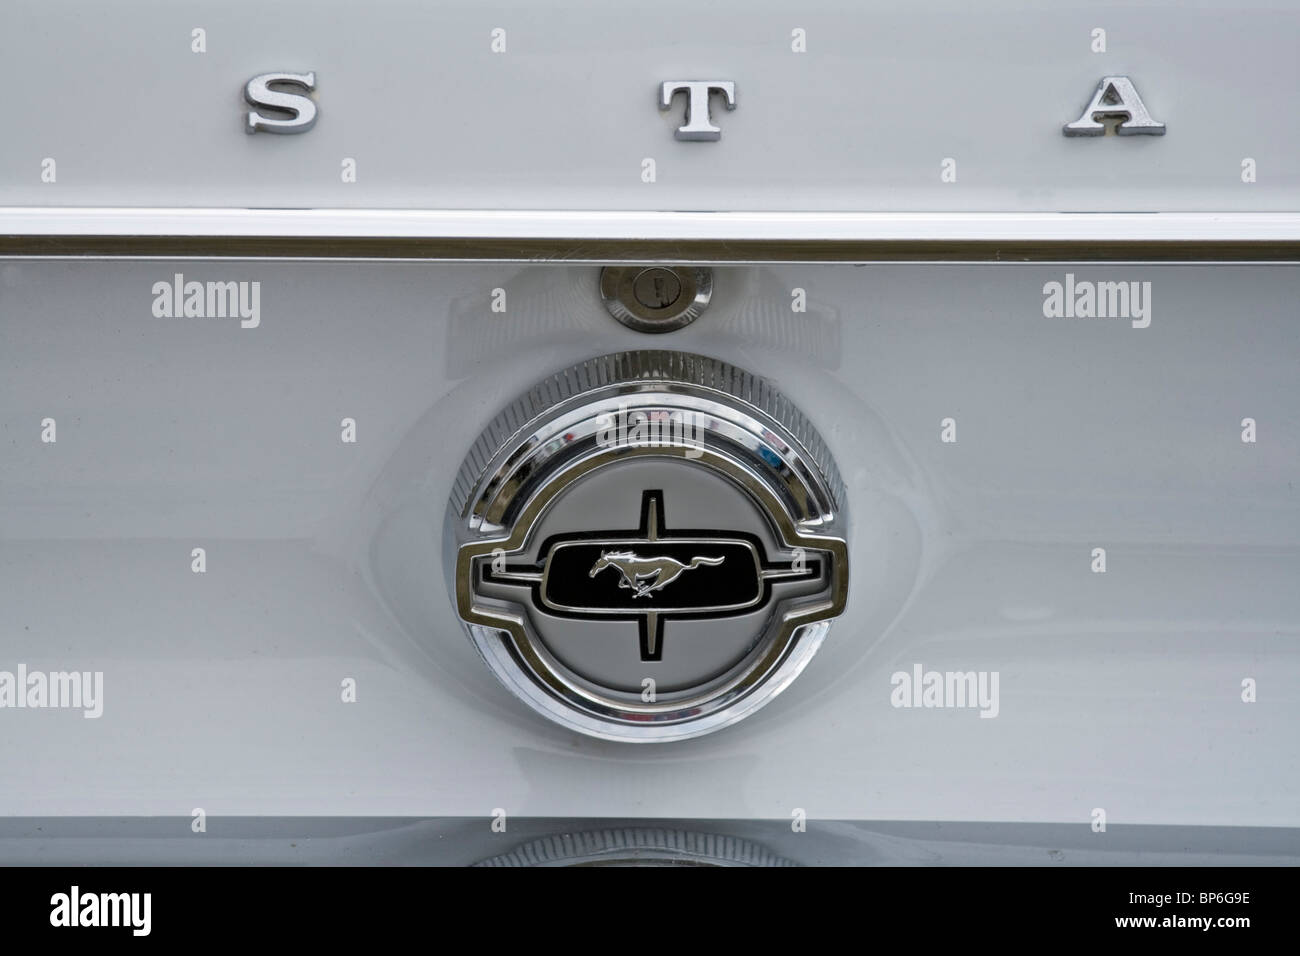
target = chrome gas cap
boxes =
[447,351,848,742]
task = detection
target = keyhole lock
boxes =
[633,268,682,309]
[600,266,713,333]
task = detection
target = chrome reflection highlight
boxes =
[447,351,849,742]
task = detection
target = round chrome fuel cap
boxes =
[448,351,848,742]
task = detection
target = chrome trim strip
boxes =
[2,210,1299,261]
[5,209,1300,239]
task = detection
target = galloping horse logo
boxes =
[589,550,725,599]
[485,490,815,661]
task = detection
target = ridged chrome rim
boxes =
[448,351,849,743]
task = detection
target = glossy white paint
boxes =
[0,0,1297,212]
[1,260,1295,825]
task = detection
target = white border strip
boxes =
[2,208,1299,241]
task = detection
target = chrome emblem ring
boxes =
[448,351,849,742]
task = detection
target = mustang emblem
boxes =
[486,489,818,661]
[589,550,724,599]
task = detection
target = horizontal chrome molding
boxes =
[2,210,1299,261]
[3,816,1298,867]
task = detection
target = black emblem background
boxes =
[483,490,821,661]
